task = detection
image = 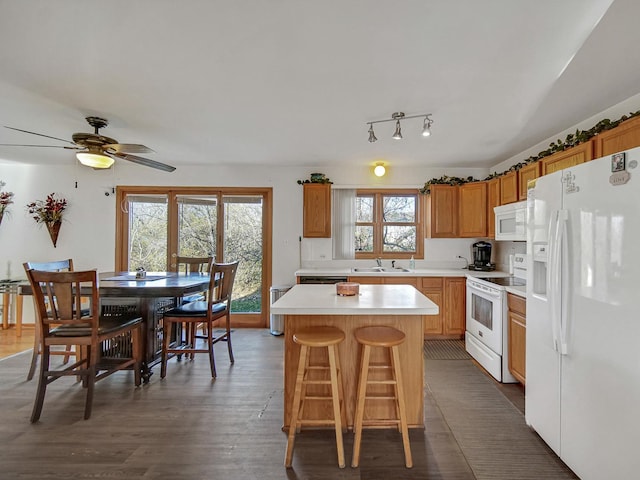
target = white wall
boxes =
[0,161,487,291]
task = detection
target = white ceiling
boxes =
[1,0,639,172]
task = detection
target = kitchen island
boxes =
[271,283,439,429]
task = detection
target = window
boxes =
[115,187,272,328]
[355,190,423,259]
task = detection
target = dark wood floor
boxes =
[0,329,575,479]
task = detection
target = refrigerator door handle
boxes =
[547,210,561,352]
[558,210,569,355]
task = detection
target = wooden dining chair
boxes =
[175,256,214,352]
[176,256,214,276]
[24,268,143,422]
[161,261,239,379]
[23,259,79,381]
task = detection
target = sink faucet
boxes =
[376,257,382,267]
[391,260,396,268]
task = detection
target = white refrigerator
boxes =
[526,147,640,480]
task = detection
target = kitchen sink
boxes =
[351,267,411,273]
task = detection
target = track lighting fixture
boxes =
[366,112,433,142]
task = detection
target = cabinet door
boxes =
[422,291,443,335]
[499,171,518,205]
[517,162,540,200]
[486,178,500,239]
[459,182,487,238]
[508,311,526,384]
[303,183,331,238]
[594,115,640,158]
[444,277,466,336]
[541,142,593,175]
[347,276,384,284]
[420,277,444,336]
[425,185,458,238]
[383,276,418,287]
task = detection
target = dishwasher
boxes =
[297,275,348,284]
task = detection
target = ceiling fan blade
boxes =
[4,126,76,145]
[110,152,176,172]
[104,143,155,154]
[0,143,80,149]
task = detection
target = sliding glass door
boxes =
[116,187,272,327]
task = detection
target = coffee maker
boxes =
[469,241,495,271]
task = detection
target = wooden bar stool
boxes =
[352,325,412,468]
[285,326,346,469]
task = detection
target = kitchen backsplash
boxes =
[300,237,485,270]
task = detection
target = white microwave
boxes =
[494,201,526,241]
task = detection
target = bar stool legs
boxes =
[352,326,413,468]
[285,326,346,469]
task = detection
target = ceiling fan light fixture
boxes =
[76,150,114,169]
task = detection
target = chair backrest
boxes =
[208,261,239,310]
[23,259,74,273]
[176,256,214,275]
[24,269,100,337]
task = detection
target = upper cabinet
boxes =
[425,184,458,238]
[593,115,640,158]
[486,178,500,239]
[459,182,487,238]
[302,183,331,238]
[499,171,518,205]
[541,142,593,175]
[517,161,540,201]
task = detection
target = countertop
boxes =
[295,268,511,278]
[505,285,526,297]
[271,284,439,315]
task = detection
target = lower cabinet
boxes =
[444,277,466,337]
[347,276,465,339]
[507,293,526,384]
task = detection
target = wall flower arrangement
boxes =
[0,181,15,226]
[26,193,68,247]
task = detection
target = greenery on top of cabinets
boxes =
[297,172,333,185]
[419,175,478,194]
[421,109,640,191]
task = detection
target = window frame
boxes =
[355,189,423,259]
[114,186,273,328]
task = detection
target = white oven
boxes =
[465,254,527,383]
[466,279,503,354]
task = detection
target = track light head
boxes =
[422,115,433,137]
[392,120,402,140]
[368,124,377,143]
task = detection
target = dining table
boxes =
[20,271,211,382]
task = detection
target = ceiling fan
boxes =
[1,116,176,172]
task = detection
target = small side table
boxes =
[1,281,25,336]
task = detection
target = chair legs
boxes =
[30,347,50,423]
[162,319,218,379]
[27,315,78,382]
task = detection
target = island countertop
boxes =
[271,283,439,316]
